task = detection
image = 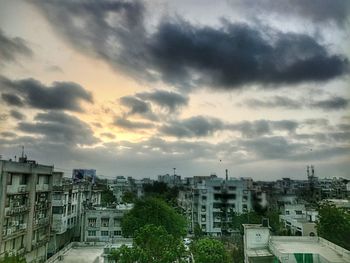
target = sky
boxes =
[0,0,349,180]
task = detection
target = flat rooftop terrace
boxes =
[270,237,350,263]
[58,247,104,263]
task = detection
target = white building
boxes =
[188,176,252,236]
[0,158,53,263]
[81,205,133,243]
[243,224,350,263]
[279,204,318,237]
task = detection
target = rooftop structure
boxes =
[243,224,350,263]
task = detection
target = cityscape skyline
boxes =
[0,0,349,180]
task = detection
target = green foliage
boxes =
[110,225,187,263]
[101,187,116,206]
[191,238,229,263]
[193,223,204,240]
[316,203,350,250]
[143,182,179,204]
[122,191,136,203]
[0,253,26,263]
[121,197,187,238]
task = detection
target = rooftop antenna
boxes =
[173,168,176,176]
[225,169,228,181]
[21,146,24,158]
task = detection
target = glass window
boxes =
[88,230,96,236]
[101,231,109,236]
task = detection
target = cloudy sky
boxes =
[0,0,349,180]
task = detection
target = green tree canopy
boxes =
[110,225,187,263]
[191,238,229,263]
[122,191,136,203]
[101,187,116,206]
[316,203,350,250]
[121,197,187,238]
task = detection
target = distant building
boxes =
[279,204,318,236]
[81,205,133,243]
[157,173,181,187]
[243,224,350,263]
[0,159,53,263]
[179,173,253,236]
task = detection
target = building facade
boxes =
[0,159,53,263]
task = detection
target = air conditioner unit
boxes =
[7,229,12,235]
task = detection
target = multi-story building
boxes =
[81,204,133,243]
[180,172,253,237]
[279,204,318,236]
[0,158,53,263]
[157,173,182,187]
[49,172,102,255]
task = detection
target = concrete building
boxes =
[81,205,133,243]
[243,224,350,263]
[183,174,252,236]
[49,172,102,255]
[279,204,318,236]
[107,176,144,203]
[157,173,182,187]
[0,158,53,263]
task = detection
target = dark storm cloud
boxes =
[241,96,349,111]
[0,29,32,63]
[229,120,298,138]
[9,110,25,120]
[18,111,99,145]
[238,136,305,160]
[311,96,349,110]
[1,93,24,106]
[30,0,349,91]
[136,90,188,112]
[159,117,299,138]
[120,96,150,115]
[160,116,224,137]
[242,96,302,109]
[230,0,350,26]
[0,76,93,112]
[0,131,17,138]
[113,117,154,130]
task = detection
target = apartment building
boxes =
[49,172,102,255]
[183,174,252,236]
[279,204,318,236]
[0,158,53,263]
[81,205,133,242]
[107,176,144,203]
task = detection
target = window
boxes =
[52,206,63,214]
[295,210,303,215]
[114,230,122,236]
[88,231,96,236]
[101,231,109,236]
[20,175,28,185]
[286,210,290,215]
[201,205,206,212]
[88,218,97,227]
[201,215,206,222]
[228,186,236,191]
[7,174,12,185]
[201,196,207,201]
[101,218,109,227]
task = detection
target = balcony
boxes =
[35,202,51,211]
[5,205,29,217]
[36,184,50,192]
[34,218,50,227]
[6,185,28,195]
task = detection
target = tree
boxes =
[110,225,187,263]
[121,197,187,238]
[101,187,116,206]
[191,238,229,263]
[122,191,136,203]
[316,203,350,250]
[143,182,180,205]
[0,253,26,263]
